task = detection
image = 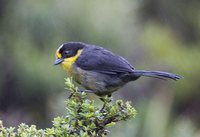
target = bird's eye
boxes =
[64,51,70,55]
[63,50,72,57]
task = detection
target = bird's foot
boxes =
[100,94,112,113]
[67,93,74,99]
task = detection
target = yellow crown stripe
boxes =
[55,52,62,59]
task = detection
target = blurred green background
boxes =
[0,0,200,136]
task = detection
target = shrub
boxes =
[0,78,137,137]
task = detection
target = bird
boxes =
[54,42,182,96]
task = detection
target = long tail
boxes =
[133,70,182,80]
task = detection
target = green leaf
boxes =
[105,122,116,128]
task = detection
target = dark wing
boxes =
[76,45,134,74]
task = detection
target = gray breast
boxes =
[71,64,126,96]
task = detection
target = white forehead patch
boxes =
[57,44,64,52]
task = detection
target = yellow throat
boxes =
[61,49,83,73]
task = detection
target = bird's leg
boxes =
[68,93,74,99]
[100,94,112,113]
[68,89,94,99]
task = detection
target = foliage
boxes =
[0,78,137,137]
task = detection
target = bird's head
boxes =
[54,42,85,70]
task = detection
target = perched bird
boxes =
[54,42,181,96]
